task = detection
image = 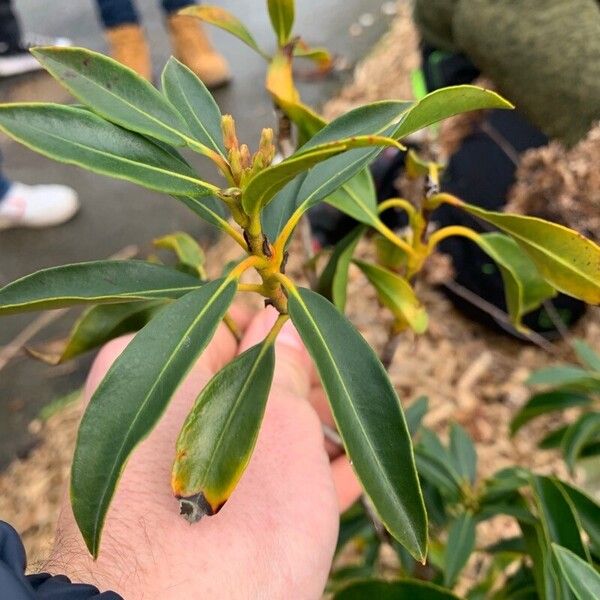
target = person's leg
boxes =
[96,0,151,79]
[0,169,11,203]
[0,0,71,77]
[0,0,21,51]
[161,0,194,13]
[0,0,39,76]
[95,0,140,28]
[163,1,231,89]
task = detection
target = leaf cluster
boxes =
[0,1,598,577]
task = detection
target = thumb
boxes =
[238,306,314,399]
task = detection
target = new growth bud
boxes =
[250,128,276,175]
[221,114,239,152]
[258,127,275,164]
[239,144,252,169]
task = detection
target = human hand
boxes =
[50,307,361,599]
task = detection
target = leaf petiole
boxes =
[427,225,480,252]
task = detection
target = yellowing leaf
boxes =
[266,50,299,104]
[474,232,556,330]
[354,260,428,333]
[153,231,206,277]
[461,204,600,305]
[172,340,275,516]
[180,6,267,58]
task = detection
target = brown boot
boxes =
[167,14,231,89]
[105,24,152,80]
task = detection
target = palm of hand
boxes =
[51,308,360,600]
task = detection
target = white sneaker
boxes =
[0,35,72,77]
[0,182,80,230]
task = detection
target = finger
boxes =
[331,455,362,512]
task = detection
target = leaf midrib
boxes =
[292,291,415,527]
[45,55,189,142]
[202,342,272,490]
[446,515,473,584]
[4,118,215,192]
[1,285,200,311]
[475,210,600,287]
[166,66,224,158]
[245,146,342,212]
[87,278,233,552]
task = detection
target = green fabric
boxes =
[413,0,600,145]
[412,0,458,52]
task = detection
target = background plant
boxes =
[0,2,598,589]
[511,340,600,476]
[330,400,600,599]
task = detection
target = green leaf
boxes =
[444,512,476,587]
[334,578,461,600]
[474,233,556,329]
[71,277,236,557]
[394,85,513,140]
[242,134,402,214]
[275,96,326,145]
[32,47,191,147]
[510,390,592,436]
[459,204,600,305]
[171,339,275,514]
[293,42,331,69]
[520,520,562,600]
[562,413,600,473]
[539,425,569,449]
[161,57,226,157]
[336,502,372,555]
[177,194,233,234]
[325,169,380,228]
[243,145,344,214]
[317,227,364,311]
[261,174,307,241]
[449,423,477,485]
[353,260,428,333]
[415,430,462,499]
[560,482,600,556]
[484,536,527,555]
[288,287,427,560]
[572,340,600,372]
[476,502,537,525]
[0,104,214,196]
[526,365,600,388]
[553,545,600,600]
[267,0,294,45]
[154,231,206,277]
[29,300,166,364]
[415,452,461,498]
[294,101,413,213]
[294,86,511,222]
[480,467,531,504]
[406,396,428,437]
[180,5,267,57]
[531,476,590,562]
[0,260,201,314]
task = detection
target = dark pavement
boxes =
[0,0,393,466]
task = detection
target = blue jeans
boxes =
[96,0,196,28]
[0,152,11,202]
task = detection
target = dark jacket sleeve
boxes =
[0,521,123,599]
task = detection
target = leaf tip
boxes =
[177,492,218,524]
